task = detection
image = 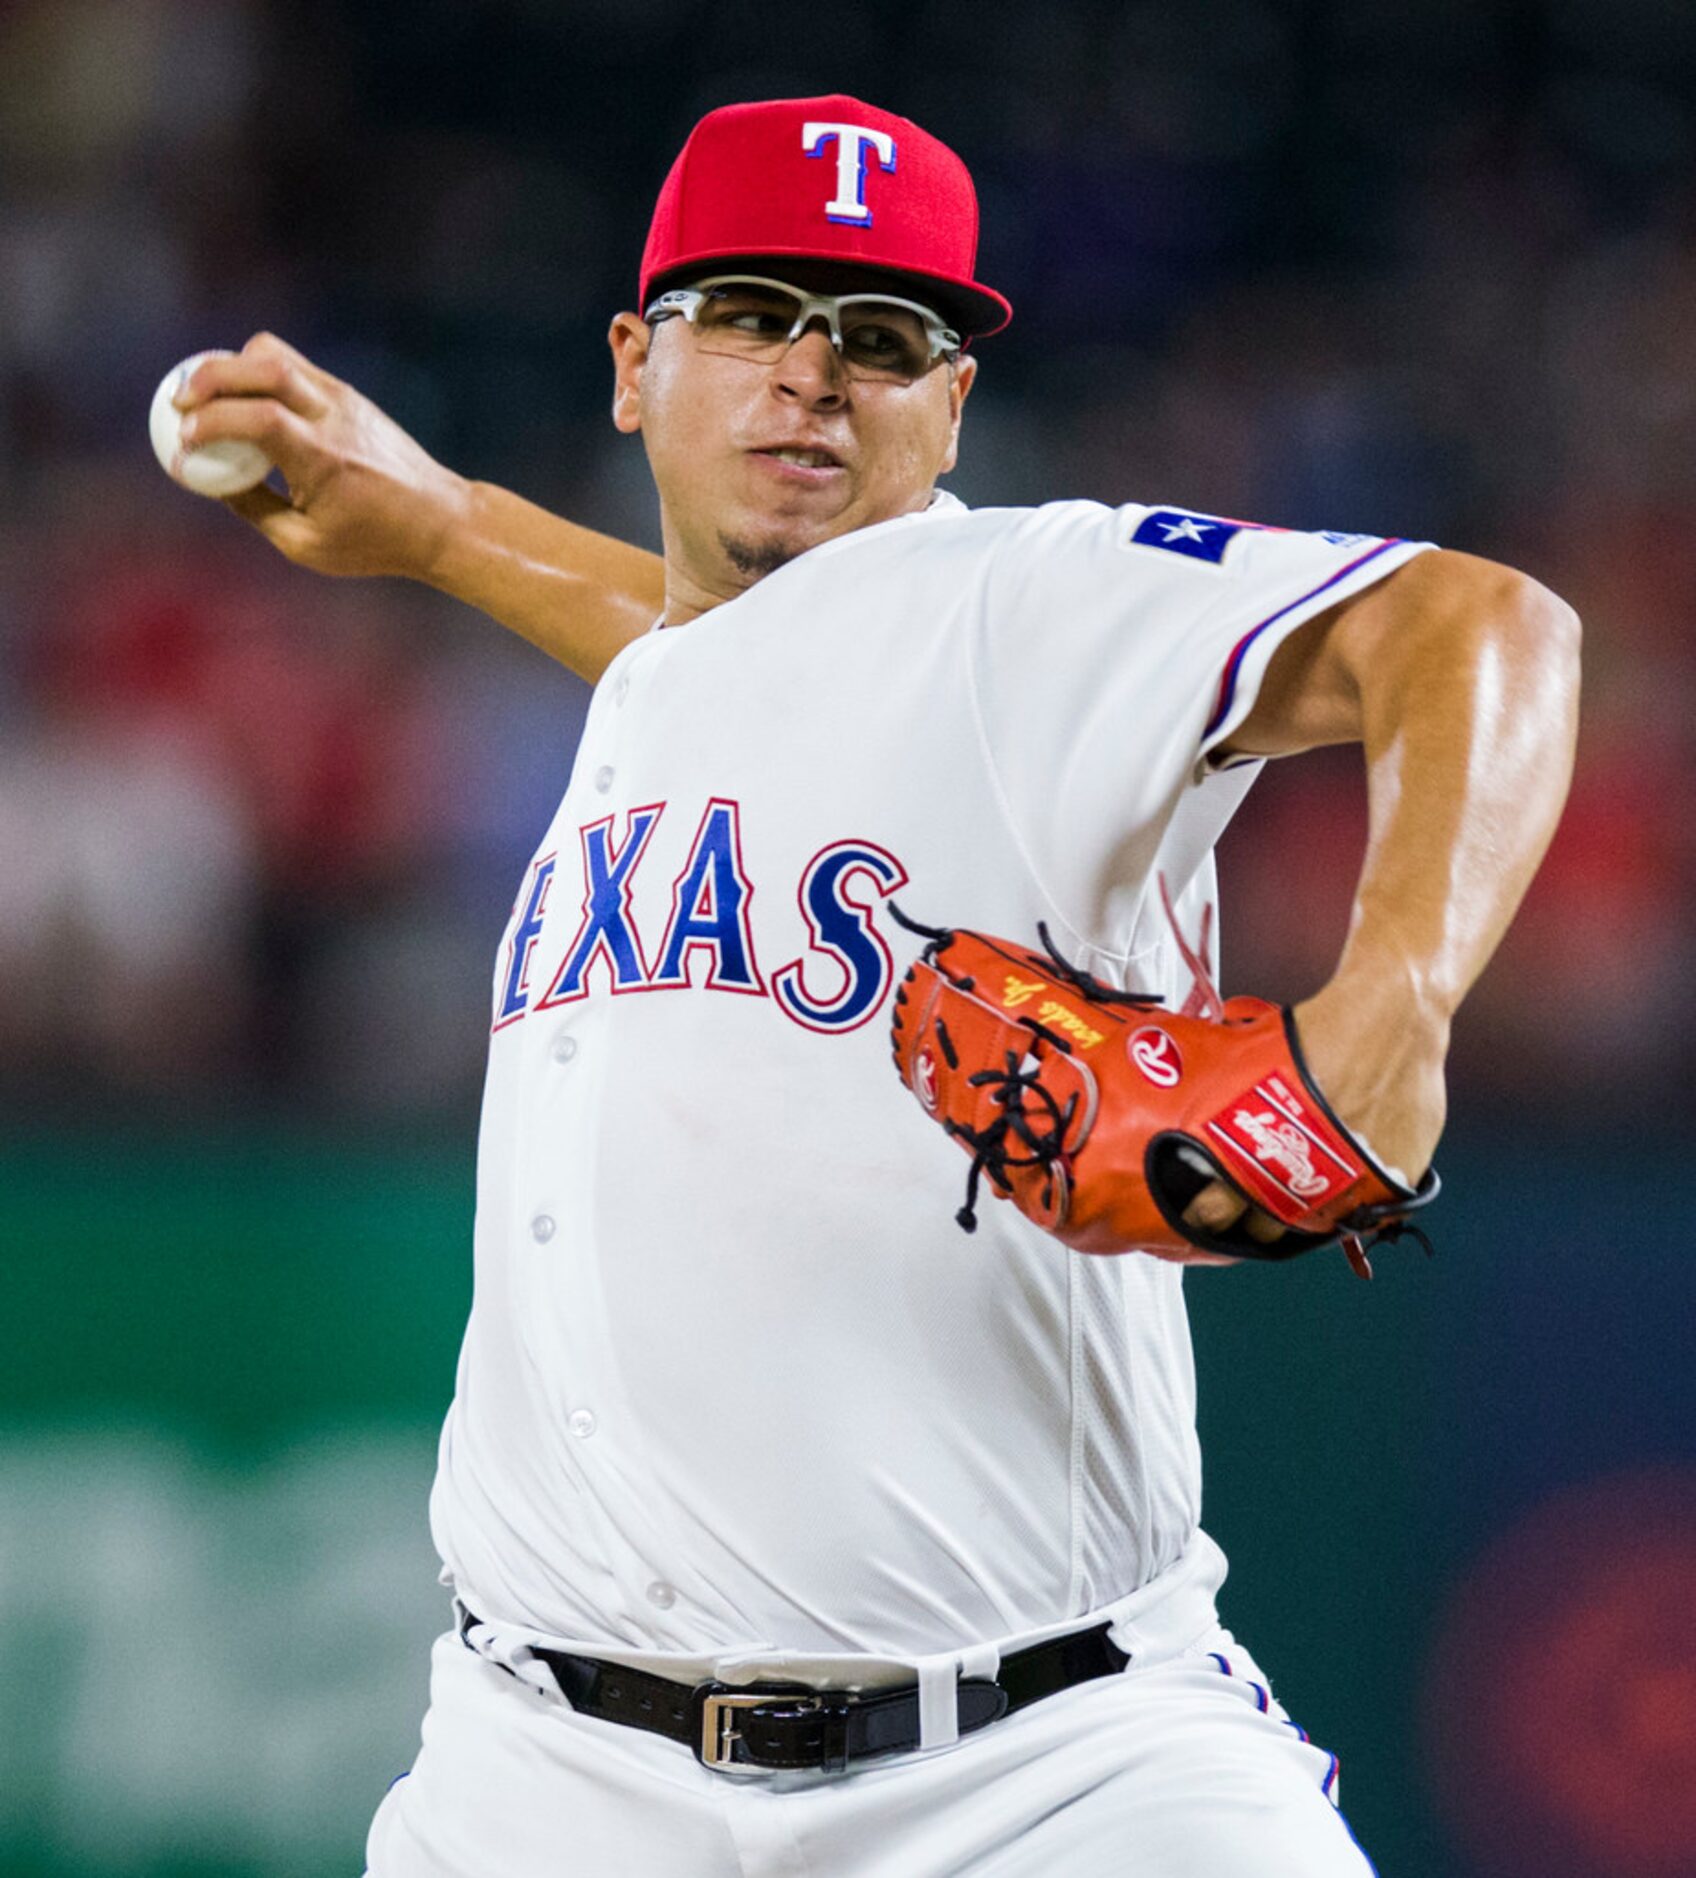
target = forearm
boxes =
[176,337,668,683]
[1332,560,1581,1024]
[426,481,667,685]
[1255,553,1583,1187]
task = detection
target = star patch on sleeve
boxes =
[1128,508,1246,564]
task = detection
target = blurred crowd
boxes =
[2,0,1692,1128]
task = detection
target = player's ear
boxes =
[609,313,651,434]
[938,354,977,475]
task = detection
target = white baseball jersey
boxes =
[429,495,1432,1666]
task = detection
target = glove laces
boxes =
[946,1050,1080,1233]
[891,909,1164,1234]
[1340,1215,1438,1281]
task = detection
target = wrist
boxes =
[417,471,484,596]
[1321,938,1460,1037]
[1294,966,1451,1087]
[1292,968,1451,1189]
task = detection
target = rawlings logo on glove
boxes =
[888,912,1438,1275]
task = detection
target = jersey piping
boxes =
[1201,536,1406,741]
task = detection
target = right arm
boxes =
[422,481,666,684]
[175,333,665,685]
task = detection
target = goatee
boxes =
[719,533,797,580]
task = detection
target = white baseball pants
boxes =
[365,1623,1374,1876]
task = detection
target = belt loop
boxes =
[917,1656,960,1750]
[453,1602,553,1698]
[819,1702,852,1775]
[958,1641,1002,1682]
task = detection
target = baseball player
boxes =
[174,96,1579,1875]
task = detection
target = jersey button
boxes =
[568,1408,597,1439]
[593,765,615,793]
[551,1031,578,1065]
[530,1214,556,1244]
[645,1581,677,1610]
[613,674,630,704]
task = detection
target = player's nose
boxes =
[771,325,848,408]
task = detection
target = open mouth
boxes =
[754,447,843,470]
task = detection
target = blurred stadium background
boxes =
[3,1,1695,1873]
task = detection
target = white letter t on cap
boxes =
[801,122,898,226]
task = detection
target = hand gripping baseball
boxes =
[888,912,1439,1276]
[169,333,472,580]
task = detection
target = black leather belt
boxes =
[458,1605,1130,1773]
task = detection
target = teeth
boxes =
[770,449,835,467]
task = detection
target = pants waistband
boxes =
[450,1530,1228,1757]
[458,1600,1136,1774]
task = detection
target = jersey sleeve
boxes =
[1184,520,1435,770]
[966,501,1435,946]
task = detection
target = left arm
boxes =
[1190,548,1581,1234]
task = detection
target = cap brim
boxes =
[644,249,1013,338]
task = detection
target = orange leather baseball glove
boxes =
[889,913,1438,1275]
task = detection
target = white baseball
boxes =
[149,351,274,498]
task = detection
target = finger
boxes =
[243,328,336,376]
[177,353,328,421]
[222,482,320,563]
[176,338,329,421]
[1243,1208,1287,1245]
[241,329,344,398]
[1181,1179,1248,1236]
[223,482,292,528]
[180,396,315,471]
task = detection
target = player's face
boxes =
[609,268,976,611]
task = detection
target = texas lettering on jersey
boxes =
[493,796,909,1038]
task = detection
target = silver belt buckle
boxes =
[697,1687,824,1769]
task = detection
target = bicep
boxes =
[1213,548,1510,763]
[1212,598,1363,762]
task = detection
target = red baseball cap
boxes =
[638,95,1013,338]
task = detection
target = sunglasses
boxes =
[643,274,963,383]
